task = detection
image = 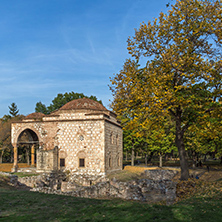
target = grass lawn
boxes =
[0,180,222,222]
[1,164,222,222]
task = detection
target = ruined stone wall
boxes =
[104,121,123,174]
[10,170,177,205]
[36,147,58,172]
[14,175,176,205]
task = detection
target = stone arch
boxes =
[12,127,42,172]
[13,127,43,145]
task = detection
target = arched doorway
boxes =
[12,128,39,172]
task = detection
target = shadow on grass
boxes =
[1,186,221,222]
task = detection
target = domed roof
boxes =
[25,112,45,119]
[59,98,107,111]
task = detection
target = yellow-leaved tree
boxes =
[110,0,222,180]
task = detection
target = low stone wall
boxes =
[8,170,178,204]
[144,169,178,180]
[15,172,67,189]
[61,179,176,204]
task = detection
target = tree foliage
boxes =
[8,102,19,117]
[35,92,102,114]
[0,115,24,163]
[110,0,222,180]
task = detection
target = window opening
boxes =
[109,157,112,168]
[79,158,85,167]
[110,133,114,144]
[116,134,119,146]
[60,158,65,167]
[117,156,121,167]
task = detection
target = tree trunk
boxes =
[192,158,196,168]
[204,154,207,162]
[135,152,138,160]
[0,153,2,163]
[192,152,196,168]
[0,149,5,163]
[148,152,153,163]
[131,146,135,166]
[145,153,148,166]
[159,155,163,167]
[175,109,189,180]
[125,151,128,161]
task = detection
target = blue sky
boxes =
[0,0,172,117]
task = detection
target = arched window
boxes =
[109,156,112,168]
[110,133,114,144]
[78,151,86,168]
[116,134,119,146]
[117,156,121,167]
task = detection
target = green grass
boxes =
[0,185,222,222]
[11,172,40,177]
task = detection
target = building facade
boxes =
[11,98,123,176]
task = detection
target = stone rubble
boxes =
[9,169,178,205]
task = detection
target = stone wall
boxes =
[104,121,123,174]
[36,147,59,172]
[58,179,176,204]
[57,119,106,175]
[10,170,177,205]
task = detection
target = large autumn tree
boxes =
[111,0,222,180]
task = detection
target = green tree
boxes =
[35,91,102,114]
[8,103,19,117]
[111,0,222,180]
[35,102,48,115]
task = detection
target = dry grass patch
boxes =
[0,163,31,172]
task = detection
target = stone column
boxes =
[12,144,18,172]
[31,144,35,167]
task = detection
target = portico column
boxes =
[31,144,35,167]
[12,144,18,172]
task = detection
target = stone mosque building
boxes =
[11,98,123,177]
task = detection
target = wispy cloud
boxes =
[0,0,170,116]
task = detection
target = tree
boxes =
[35,91,103,114]
[35,102,48,115]
[111,0,222,180]
[8,103,19,117]
[0,115,24,163]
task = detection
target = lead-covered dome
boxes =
[59,98,107,111]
